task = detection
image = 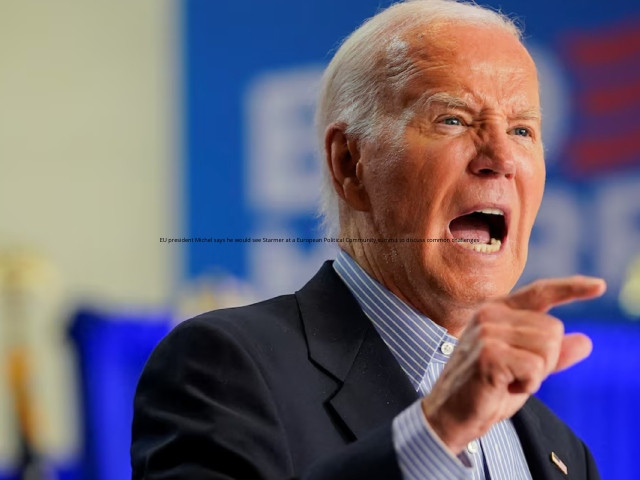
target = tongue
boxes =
[449,215,491,244]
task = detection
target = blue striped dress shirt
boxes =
[333,250,533,480]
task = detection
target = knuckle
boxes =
[477,340,504,371]
[476,321,492,341]
[546,316,564,338]
[475,341,493,366]
[513,355,545,393]
[525,377,543,394]
[492,370,512,388]
[528,355,546,379]
[477,353,508,386]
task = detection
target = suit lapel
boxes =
[513,397,568,479]
[328,325,418,439]
[296,261,418,440]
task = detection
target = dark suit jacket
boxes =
[131,261,600,479]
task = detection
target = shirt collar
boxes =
[333,250,456,390]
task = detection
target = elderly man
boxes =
[131,1,605,479]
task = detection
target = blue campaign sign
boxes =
[184,1,380,298]
[184,0,640,317]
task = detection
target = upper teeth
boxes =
[475,208,504,216]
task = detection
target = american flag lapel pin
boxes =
[550,451,568,476]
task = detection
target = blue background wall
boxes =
[185,0,640,318]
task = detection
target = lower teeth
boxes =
[460,238,501,253]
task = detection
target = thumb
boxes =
[554,333,593,373]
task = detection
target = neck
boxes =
[339,244,478,338]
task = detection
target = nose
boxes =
[469,130,516,179]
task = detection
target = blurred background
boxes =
[0,0,638,479]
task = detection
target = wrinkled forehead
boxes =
[379,22,540,114]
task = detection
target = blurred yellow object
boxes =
[176,274,257,324]
[620,255,640,318]
[0,246,79,468]
[7,348,37,445]
[0,248,59,293]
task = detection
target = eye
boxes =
[441,116,463,126]
[511,127,531,137]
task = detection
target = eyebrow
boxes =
[419,92,471,111]
[403,92,467,124]
[411,92,541,122]
[512,108,542,122]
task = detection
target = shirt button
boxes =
[440,342,454,355]
[467,440,479,454]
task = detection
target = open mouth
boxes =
[448,208,507,254]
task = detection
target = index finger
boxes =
[504,275,606,313]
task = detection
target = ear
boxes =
[324,123,370,212]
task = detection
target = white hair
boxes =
[315,0,522,237]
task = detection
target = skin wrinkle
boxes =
[333,22,544,337]
[411,93,542,126]
[384,72,539,152]
[318,10,523,237]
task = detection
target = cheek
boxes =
[365,136,470,231]
[415,142,471,211]
[364,157,416,234]
[404,137,466,187]
[520,156,546,223]
[513,155,545,263]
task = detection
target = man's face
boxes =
[360,23,545,307]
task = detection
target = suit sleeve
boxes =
[131,317,404,480]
